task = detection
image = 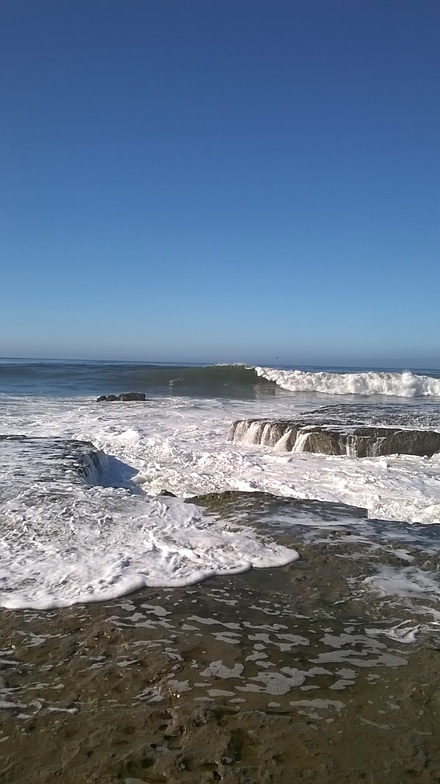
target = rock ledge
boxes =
[229,419,440,457]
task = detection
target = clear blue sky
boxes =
[1,0,439,367]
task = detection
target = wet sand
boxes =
[1,494,439,783]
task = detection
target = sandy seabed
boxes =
[1,494,439,784]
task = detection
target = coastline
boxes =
[1,502,439,783]
[1,362,440,781]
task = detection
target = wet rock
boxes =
[96,392,146,402]
[118,392,146,401]
[1,516,440,784]
[188,490,368,521]
[229,419,440,457]
[0,435,102,487]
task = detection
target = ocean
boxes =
[1,359,440,782]
[1,358,440,611]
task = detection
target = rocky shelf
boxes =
[229,419,440,457]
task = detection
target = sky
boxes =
[1,0,439,367]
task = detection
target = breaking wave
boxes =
[1,359,439,400]
[0,361,275,400]
[255,367,440,399]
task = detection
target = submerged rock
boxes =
[187,489,368,521]
[97,392,146,402]
[229,419,440,457]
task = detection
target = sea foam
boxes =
[255,367,440,398]
[0,445,298,610]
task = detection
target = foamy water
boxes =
[1,361,440,610]
[255,366,440,398]
[4,393,440,524]
[0,481,296,610]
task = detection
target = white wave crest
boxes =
[254,368,440,398]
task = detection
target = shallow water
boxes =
[1,500,439,783]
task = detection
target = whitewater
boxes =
[255,366,440,397]
[1,360,440,610]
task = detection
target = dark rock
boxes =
[118,392,146,401]
[186,490,368,521]
[96,392,145,402]
[229,419,440,458]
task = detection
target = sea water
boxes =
[1,359,439,612]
